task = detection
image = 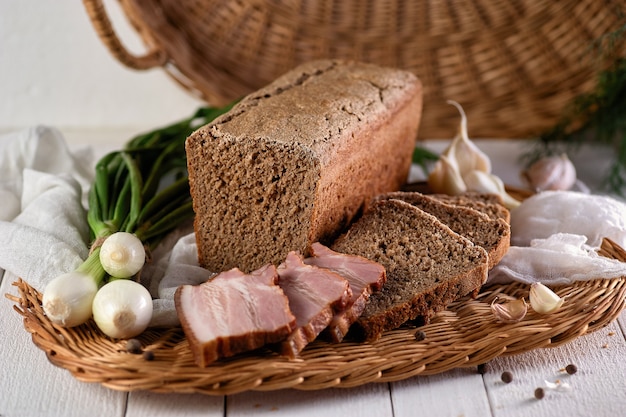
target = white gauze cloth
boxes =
[509,190,626,249]
[0,127,207,327]
[488,233,626,285]
[488,191,626,285]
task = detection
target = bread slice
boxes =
[186,59,422,273]
[331,199,488,342]
[377,191,510,269]
[430,193,511,223]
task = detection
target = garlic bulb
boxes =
[427,154,468,195]
[427,100,521,208]
[529,282,564,314]
[491,298,528,323]
[445,100,491,174]
[521,154,577,192]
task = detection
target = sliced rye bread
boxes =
[429,192,511,224]
[331,198,488,342]
[377,191,510,269]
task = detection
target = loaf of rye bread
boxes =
[331,198,488,342]
[377,191,510,269]
[186,59,423,273]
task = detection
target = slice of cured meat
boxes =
[277,251,351,358]
[304,242,386,342]
[175,264,296,367]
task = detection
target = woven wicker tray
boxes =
[8,238,626,396]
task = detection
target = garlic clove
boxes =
[544,379,572,392]
[491,297,528,323]
[427,154,468,195]
[444,100,492,175]
[521,154,577,192]
[529,282,564,314]
[463,170,521,209]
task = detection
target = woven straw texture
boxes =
[8,237,626,396]
[82,0,625,138]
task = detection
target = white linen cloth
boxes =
[0,126,94,221]
[0,126,209,327]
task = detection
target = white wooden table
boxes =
[2,132,625,417]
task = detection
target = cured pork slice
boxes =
[175,264,296,367]
[304,242,387,342]
[277,251,351,358]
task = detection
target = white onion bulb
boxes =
[99,232,146,278]
[92,280,153,339]
[42,271,98,327]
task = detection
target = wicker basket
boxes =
[83,0,625,138]
[9,237,626,395]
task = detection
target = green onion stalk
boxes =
[42,104,235,338]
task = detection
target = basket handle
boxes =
[82,0,167,70]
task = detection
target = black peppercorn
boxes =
[565,364,578,375]
[501,371,513,384]
[414,330,426,341]
[477,363,487,375]
[142,350,155,361]
[534,387,545,399]
[126,338,143,354]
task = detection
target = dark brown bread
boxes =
[377,191,510,269]
[186,59,423,273]
[331,199,488,342]
[430,193,511,223]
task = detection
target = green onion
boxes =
[42,102,236,336]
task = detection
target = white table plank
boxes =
[226,384,393,417]
[0,272,127,417]
[126,392,224,417]
[483,318,626,417]
[390,368,491,417]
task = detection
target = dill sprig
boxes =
[522,21,626,195]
